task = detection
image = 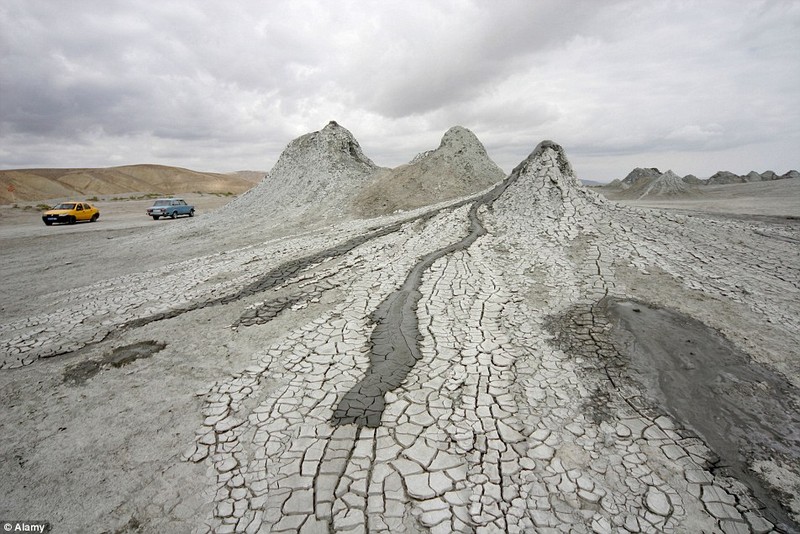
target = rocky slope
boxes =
[353,126,505,217]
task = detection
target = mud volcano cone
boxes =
[494,140,603,221]
[225,121,384,224]
[354,125,505,217]
[615,169,699,199]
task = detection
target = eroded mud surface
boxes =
[3,142,799,533]
[551,297,800,532]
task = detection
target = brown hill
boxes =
[0,164,259,203]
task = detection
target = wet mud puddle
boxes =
[607,299,800,532]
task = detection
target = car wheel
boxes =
[152,215,160,220]
[90,213,99,222]
[189,209,194,217]
[68,216,76,225]
[170,211,176,219]
[44,221,53,226]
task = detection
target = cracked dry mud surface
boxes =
[1,142,799,533]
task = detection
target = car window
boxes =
[179,200,186,205]
[55,203,76,210]
[76,204,83,211]
[83,203,90,210]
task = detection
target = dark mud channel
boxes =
[606,299,800,532]
[63,341,166,385]
[331,141,567,427]
[329,196,490,426]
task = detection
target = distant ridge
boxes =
[0,164,259,203]
[604,167,800,193]
[705,169,799,185]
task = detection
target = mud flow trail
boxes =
[607,299,800,533]
[330,143,553,426]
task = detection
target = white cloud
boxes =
[1,0,798,179]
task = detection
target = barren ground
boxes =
[598,177,800,219]
[1,162,799,534]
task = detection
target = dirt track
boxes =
[0,195,235,317]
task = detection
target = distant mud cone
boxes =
[620,167,662,189]
[637,170,696,198]
[613,169,700,199]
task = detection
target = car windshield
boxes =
[153,200,170,206]
[54,203,76,210]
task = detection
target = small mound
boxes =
[707,171,744,185]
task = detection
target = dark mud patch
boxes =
[63,341,166,385]
[605,299,800,532]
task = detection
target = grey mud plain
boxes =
[1,145,799,533]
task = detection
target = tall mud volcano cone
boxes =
[354,125,505,217]
[491,140,607,241]
[226,121,385,225]
[498,141,595,208]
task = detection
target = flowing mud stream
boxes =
[606,299,800,532]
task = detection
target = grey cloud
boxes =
[1,0,798,180]
[329,1,619,118]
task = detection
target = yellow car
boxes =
[42,201,100,226]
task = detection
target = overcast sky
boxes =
[1,1,798,181]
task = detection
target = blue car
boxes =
[146,198,195,220]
